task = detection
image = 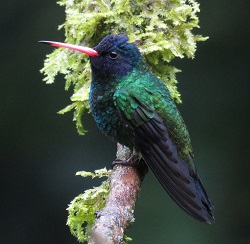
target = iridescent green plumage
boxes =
[88,35,214,224]
[114,61,195,170]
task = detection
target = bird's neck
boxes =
[90,57,148,95]
[90,73,118,99]
[116,57,149,89]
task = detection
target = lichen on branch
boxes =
[40,0,207,135]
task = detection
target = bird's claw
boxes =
[112,156,149,181]
[112,156,137,168]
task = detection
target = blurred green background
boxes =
[1,1,249,243]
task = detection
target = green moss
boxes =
[67,168,112,242]
[41,0,207,135]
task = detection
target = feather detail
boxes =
[116,100,214,223]
[130,112,214,223]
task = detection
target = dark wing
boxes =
[114,92,214,224]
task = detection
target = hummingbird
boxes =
[39,35,214,224]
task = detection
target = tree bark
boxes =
[88,144,147,244]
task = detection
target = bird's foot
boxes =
[112,144,148,179]
[112,154,148,180]
[112,155,137,168]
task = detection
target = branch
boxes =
[88,144,147,244]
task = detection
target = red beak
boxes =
[39,40,98,57]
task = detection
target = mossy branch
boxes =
[89,144,147,244]
[88,165,140,244]
[67,144,147,243]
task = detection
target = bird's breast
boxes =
[89,87,125,143]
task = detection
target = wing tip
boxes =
[201,213,215,224]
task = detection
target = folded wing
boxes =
[114,90,214,224]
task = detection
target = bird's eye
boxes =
[109,51,118,59]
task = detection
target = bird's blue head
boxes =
[39,35,142,79]
[91,35,141,78]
